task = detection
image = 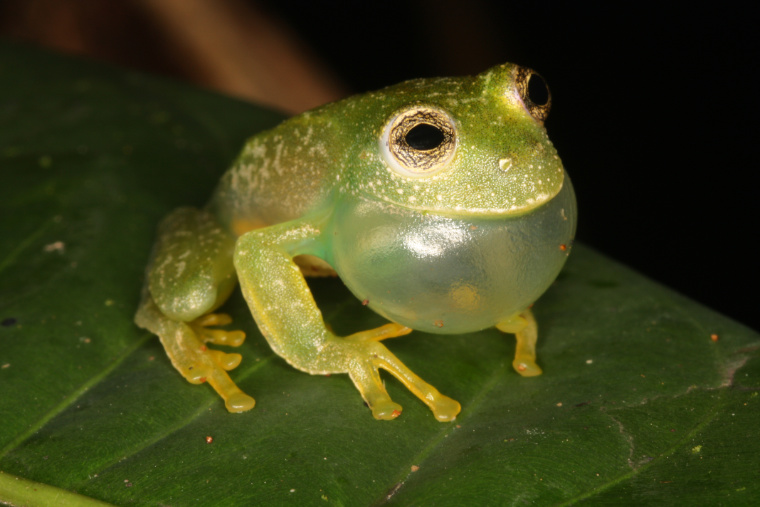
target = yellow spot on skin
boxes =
[450,284,480,310]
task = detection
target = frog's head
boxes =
[332,62,565,216]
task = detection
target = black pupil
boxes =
[405,123,444,150]
[527,74,549,106]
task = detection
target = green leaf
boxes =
[1,42,758,506]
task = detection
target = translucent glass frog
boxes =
[135,63,577,422]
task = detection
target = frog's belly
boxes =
[329,179,577,334]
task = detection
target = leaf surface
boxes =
[1,43,758,506]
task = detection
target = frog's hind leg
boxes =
[135,207,255,413]
[497,309,543,377]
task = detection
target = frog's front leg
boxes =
[135,207,255,412]
[234,216,461,421]
[497,309,543,377]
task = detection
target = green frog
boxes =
[135,63,577,421]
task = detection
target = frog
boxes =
[134,62,577,422]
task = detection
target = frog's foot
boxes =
[497,309,543,378]
[512,356,542,377]
[190,313,246,347]
[157,315,254,413]
[327,327,461,422]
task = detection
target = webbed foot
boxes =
[136,297,255,413]
[328,324,461,422]
[191,313,246,347]
[179,313,254,412]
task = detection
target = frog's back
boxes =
[207,111,339,237]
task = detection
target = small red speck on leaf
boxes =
[517,363,527,372]
[199,377,207,383]
[434,320,444,328]
[710,333,719,342]
[362,299,369,306]
[205,436,213,444]
[559,244,567,251]
[391,409,402,418]
[200,345,207,351]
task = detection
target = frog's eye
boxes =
[516,67,551,123]
[380,106,457,178]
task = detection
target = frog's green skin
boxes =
[135,63,577,421]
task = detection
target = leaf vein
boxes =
[0,334,152,459]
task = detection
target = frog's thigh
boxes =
[497,309,542,377]
[148,207,237,322]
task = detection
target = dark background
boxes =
[262,1,758,330]
[2,1,757,330]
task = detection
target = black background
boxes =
[260,1,758,331]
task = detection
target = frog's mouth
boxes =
[444,186,562,217]
[366,174,564,219]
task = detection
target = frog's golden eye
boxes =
[380,106,457,178]
[516,67,551,123]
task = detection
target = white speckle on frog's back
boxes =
[272,138,285,176]
[309,143,328,157]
